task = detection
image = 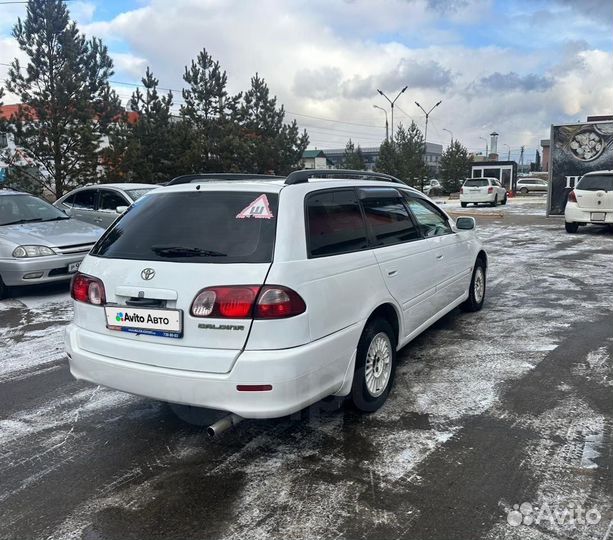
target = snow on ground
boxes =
[1,203,612,540]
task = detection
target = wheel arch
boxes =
[477,249,488,269]
[364,302,401,347]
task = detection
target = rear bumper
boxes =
[565,204,613,224]
[460,193,495,203]
[65,322,360,419]
[0,254,85,286]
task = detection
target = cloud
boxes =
[474,72,554,93]
[552,0,613,24]
[293,67,343,100]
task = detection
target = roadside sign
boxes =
[548,121,613,215]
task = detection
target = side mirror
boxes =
[116,205,128,214]
[456,216,476,230]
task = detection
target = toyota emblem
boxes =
[141,268,155,280]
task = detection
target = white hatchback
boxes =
[565,171,613,233]
[460,177,508,207]
[65,171,488,428]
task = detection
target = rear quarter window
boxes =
[306,189,368,257]
[91,191,279,263]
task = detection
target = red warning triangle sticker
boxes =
[236,194,274,219]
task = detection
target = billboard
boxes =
[548,121,613,215]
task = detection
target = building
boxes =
[320,142,443,173]
[471,160,518,191]
[540,139,550,172]
[301,149,333,169]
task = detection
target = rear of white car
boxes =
[460,178,506,207]
[564,171,613,233]
[65,183,361,418]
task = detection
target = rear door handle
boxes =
[388,270,398,277]
[436,254,444,260]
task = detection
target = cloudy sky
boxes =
[1,0,612,162]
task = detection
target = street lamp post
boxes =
[503,143,511,161]
[442,128,453,145]
[415,100,442,191]
[373,105,389,142]
[479,136,489,158]
[377,86,408,144]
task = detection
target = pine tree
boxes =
[237,73,308,174]
[4,0,121,197]
[395,122,427,188]
[181,48,238,172]
[340,139,366,170]
[439,139,471,193]
[375,139,401,179]
[126,67,176,183]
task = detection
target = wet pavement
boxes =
[1,199,612,540]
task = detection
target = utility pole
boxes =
[503,143,511,161]
[373,105,389,142]
[415,100,442,192]
[442,128,453,145]
[377,86,408,144]
[519,145,525,171]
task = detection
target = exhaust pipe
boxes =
[207,413,243,438]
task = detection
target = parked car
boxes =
[516,178,548,194]
[460,177,507,207]
[65,170,487,429]
[423,178,442,196]
[54,183,155,228]
[0,189,104,299]
[564,170,613,233]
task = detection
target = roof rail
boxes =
[284,169,405,186]
[167,173,284,186]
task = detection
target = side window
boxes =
[405,197,453,238]
[73,189,97,210]
[361,196,420,246]
[306,189,368,258]
[99,190,128,212]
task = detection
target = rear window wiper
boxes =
[1,218,44,226]
[151,246,227,257]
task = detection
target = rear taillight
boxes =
[191,285,306,319]
[568,190,577,203]
[71,272,106,305]
[487,186,494,194]
[460,187,464,194]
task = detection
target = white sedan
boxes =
[565,170,613,233]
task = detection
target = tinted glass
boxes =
[307,190,368,257]
[91,191,278,263]
[464,179,488,187]
[0,194,69,225]
[62,194,75,207]
[99,190,128,211]
[125,188,153,201]
[405,198,452,237]
[362,197,419,246]
[577,175,613,191]
[73,189,97,210]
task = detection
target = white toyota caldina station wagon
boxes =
[65,170,487,433]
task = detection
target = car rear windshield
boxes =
[90,191,279,263]
[577,175,613,191]
[125,188,153,201]
[464,179,488,187]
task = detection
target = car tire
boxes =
[461,202,467,208]
[351,318,396,413]
[0,275,7,301]
[565,222,579,234]
[490,196,498,207]
[520,187,528,195]
[460,259,486,312]
[501,195,508,205]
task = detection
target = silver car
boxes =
[54,183,155,228]
[0,189,104,298]
[516,178,549,194]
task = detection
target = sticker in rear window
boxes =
[236,194,274,219]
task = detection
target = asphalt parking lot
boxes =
[1,198,612,540]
